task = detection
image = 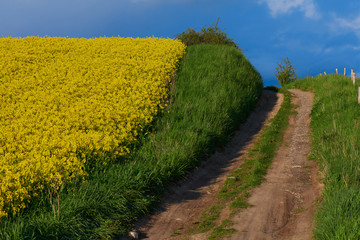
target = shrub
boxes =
[175,18,238,48]
[274,57,297,87]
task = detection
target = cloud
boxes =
[329,14,360,45]
[259,0,320,19]
[333,15,360,32]
[323,44,360,54]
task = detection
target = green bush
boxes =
[175,19,238,48]
[274,57,297,87]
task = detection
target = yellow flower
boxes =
[0,36,186,218]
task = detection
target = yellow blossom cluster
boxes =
[0,36,186,218]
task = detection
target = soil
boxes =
[229,89,322,240]
[132,89,322,240]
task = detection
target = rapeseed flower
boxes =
[0,36,186,218]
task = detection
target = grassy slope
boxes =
[0,44,263,239]
[287,75,360,239]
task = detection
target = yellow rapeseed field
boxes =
[0,36,186,218]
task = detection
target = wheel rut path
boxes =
[229,89,322,240]
[132,89,321,240]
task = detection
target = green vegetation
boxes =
[176,19,238,48]
[286,74,360,239]
[0,44,262,239]
[198,205,222,233]
[190,89,293,237]
[274,57,297,87]
[209,219,236,240]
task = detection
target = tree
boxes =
[175,18,238,48]
[274,57,297,87]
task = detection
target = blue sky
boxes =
[2,0,360,86]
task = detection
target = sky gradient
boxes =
[2,0,360,86]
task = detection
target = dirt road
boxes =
[136,90,283,239]
[230,89,322,240]
[135,89,321,240]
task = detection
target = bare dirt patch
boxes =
[134,90,283,240]
[230,89,322,240]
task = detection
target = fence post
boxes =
[336,68,338,74]
[344,67,346,76]
[352,72,356,85]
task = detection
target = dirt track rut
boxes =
[135,90,283,239]
[230,89,322,240]
[135,89,321,240]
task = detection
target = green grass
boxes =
[198,205,222,233]
[209,219,236,240]
[286,74,360,239]
[0,44,263,239]
[190,89,293,237]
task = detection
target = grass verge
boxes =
[286,74,360,239]
[189,89,293,239]
[0,44,262,239]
